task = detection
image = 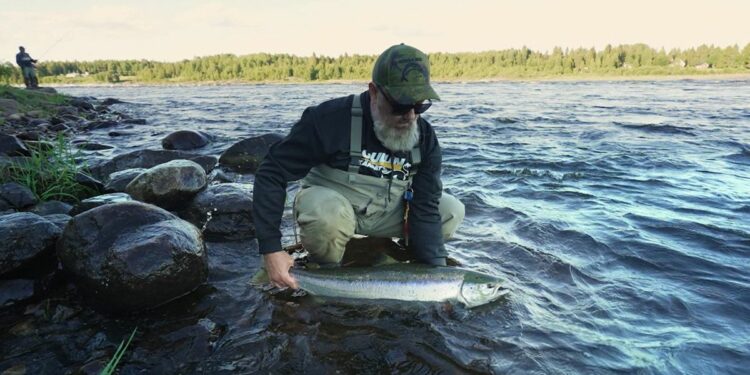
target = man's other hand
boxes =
[263,251,299,289]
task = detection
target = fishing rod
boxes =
[38,26,76,60]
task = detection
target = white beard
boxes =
[372,107,420,153]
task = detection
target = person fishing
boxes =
[253,43,465,289]
[15,46,39,89]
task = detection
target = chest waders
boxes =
[299,94,422,249]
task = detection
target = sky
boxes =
[1,0,748,63]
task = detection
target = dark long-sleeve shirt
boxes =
[252,91,446,264]
[16,52,35,68]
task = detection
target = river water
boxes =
[2,80,749,374]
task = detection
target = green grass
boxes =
[0,135,99,202]
[100,327,137,375]
[0,84,69,117]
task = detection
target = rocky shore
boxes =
[0,86,282,373]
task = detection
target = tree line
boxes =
[2,43,749,85]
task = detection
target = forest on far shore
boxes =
[2,43,749,85]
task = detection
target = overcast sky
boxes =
[1,0,748,63]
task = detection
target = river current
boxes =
[3,80,749,374]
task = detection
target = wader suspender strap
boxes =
[349,94,363,178]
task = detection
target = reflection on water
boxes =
[1,80,748,374]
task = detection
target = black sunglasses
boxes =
[377,85,432,116]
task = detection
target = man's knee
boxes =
[294,186,356,264]
[295,186,355,231]
[439,193,465,240]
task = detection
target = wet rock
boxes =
[88,149,217,181]
[104,168,146,192]
[108,130,135,137]
[0,279,36,307]
[207,168,234,184]
[70,98,95,111]
[14,131,41,141]
[26,110,44,118]
[219,133,283,172]
[85,120,119,130]
[57,106,79,116]
[162,130,211,150]
[181,183,254,241]
[27,118,47,126]
[69,192,133,216]
[74,172,104,192]
[126,159,207,210]
[48,123,71,132]
[162,318,222,361]
[0,212,61,276]
[75,142,114,150]
[101,98,124,106]
[0,133,31,156]
[7,113,24,122]
[78,359,107,375]
[121,118,147,125]
[29,200,73,215]
[0,182,38,210]
[43,214,73,230]
[57,201,208,312]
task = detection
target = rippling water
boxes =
[11,81,750,373]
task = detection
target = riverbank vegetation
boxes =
[0,135,99,202]
[0,85,69,115]
[1,43,749,84]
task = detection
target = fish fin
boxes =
[249,268,269,285]
[371,253,400,267]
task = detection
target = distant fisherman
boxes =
[15,46,39,89]
[253,44,465,289]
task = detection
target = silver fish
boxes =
[252,264,508,308]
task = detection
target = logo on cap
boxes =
[390,55,429,83]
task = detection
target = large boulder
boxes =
[69,192,133,216]
[104,168,147,193]
[88,149,217,181]
[218,133,283,172]
[162,130,211,150]
[180,183,255,241]
[0,182,38,210]
[126,160,207,210]
[56,201,208,312]
[0,133,30,157]
[0,212,61,276]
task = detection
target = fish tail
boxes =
[249,268,269,285]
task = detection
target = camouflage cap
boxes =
[372,43,440,105]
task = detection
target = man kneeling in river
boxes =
[252,44,465,289]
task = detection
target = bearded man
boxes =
[253,44,465,289]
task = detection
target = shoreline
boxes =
[22,72,750,88]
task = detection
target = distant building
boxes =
[694,63,711,70]
[670,59,686,68]
[63,72,90,78]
